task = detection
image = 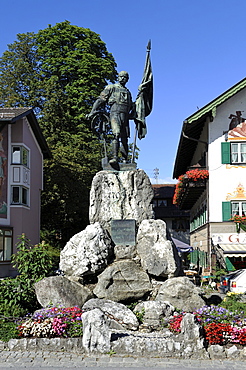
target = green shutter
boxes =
[221,142,231,164]
[222,201,231,221]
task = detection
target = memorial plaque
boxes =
[111,219,136,246]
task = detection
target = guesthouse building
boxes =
[173,77,246,272]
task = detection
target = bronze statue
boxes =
[88,71,134,165]
[88,41,153,167]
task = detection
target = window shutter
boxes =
[221,142,230,164]
[222,201,231,221]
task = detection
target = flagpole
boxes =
[131,40,151,163]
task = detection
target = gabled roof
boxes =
[0,108,51,159]
[152,184,175,198]
[173,77,246,179]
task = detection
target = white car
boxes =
[228,269,246,294]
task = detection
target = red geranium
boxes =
[173,169,209,205]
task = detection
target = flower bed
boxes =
[168,298,246,345]
[18,306,83,338]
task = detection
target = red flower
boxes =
[173,169,209,205]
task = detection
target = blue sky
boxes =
[1,0,246,183]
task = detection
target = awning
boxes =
[172,237,193,253]
[220,244,246,257]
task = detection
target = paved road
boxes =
[0,351,246,369]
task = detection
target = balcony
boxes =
[173,168,208,210]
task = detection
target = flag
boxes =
[134,40,153,139]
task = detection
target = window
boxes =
[12,146,29,167]
[231,201,246,216]
[153,199,167,207]
[231,143,246,163]
[11,186,29,206]
[222,201,246,221]
[158,199,167,207]
[0,229,12,261]
[221,142,246,164]
[190,205,207,231]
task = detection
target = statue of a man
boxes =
[88,71,135,164]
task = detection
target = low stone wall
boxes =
[1,334,246,360]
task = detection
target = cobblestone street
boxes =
[0,351,246,370]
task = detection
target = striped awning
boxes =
[220,244,246,257]
[172,237,193,253]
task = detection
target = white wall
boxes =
[208,87,246,222]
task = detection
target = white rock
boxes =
[82,308,111,353]
[83,298,139,331]
[136,219,181,278]
[89,169,154,233]
[59,222,113,277]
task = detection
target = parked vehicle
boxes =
[220,269,246,294]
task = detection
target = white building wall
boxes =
[208,88,246,222]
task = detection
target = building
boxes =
[173,77,246,272]
[152,184,190,251]
[0,108,51,277]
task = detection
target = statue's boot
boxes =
[109,139,119,165]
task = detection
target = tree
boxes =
[0,21,117,245]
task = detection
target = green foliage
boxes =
[126,302,138,311]
[12,234,59,280]
[215,268,227,282]
[0,275,38,316]
[135,308,145,324]
[0,319,19,342]
[0,234,60,316]
[219,292,246,313]
[0,21,117,245]
[65,319,83,338]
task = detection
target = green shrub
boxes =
[0,319,19,342]
[12,234,60,280]
[219,292,246,313]
[0,234,60,316]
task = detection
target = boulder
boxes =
[156,276,206,312]
[89,169,154,233]
[180,313,203,343]
[83,298,139,331]
[133,301,175,328]
[93,260,152,302]
[59,222,113,277]
[136,219,182,278]
[82,308,111,353]
[114,245,138,261]
[34,276,93,308]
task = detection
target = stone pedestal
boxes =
[89,169,154,234]
[41,168,183,308]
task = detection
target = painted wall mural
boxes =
[226,183,246,201]
[0,125,8,218]
[228,111,246,138]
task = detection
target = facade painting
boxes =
[228,111,246,138]
[0,124,8,218]
[226,183,246,201]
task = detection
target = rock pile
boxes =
[35,169,205,320]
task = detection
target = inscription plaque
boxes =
[111,219,136,246]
